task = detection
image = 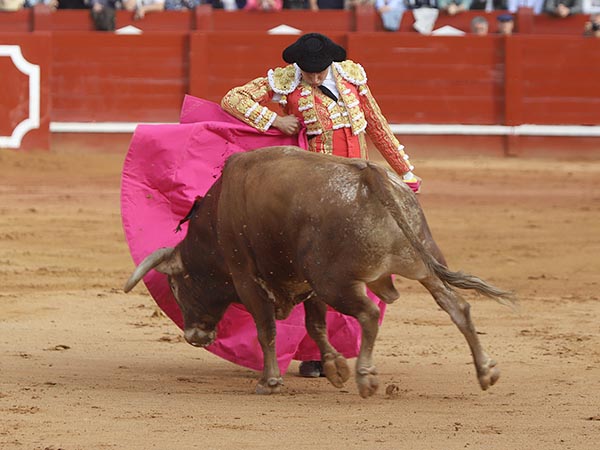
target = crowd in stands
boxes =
[1,0,599,38]
[374,0,599,32]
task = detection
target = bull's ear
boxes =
[124,247,183,293]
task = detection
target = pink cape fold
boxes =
[121,95,384,374]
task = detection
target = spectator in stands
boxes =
[469,0,507,10]
[309,0,344,9]
[90,0,118,30]
[208,0,246,9]
[438,0,471,15]
[583,13,600,36]
[165,0,201,10]
[404,0,438,7]
[470,14,489,33]
[58,0,88,8]
[406,0,439,34]
[375,0,406,30]
[123,0,165,19]
[26,0,87,8]
[346,0,375,9]
[23,0,59,9]
[544,0,582,17]
[496,12,514,33]
[245,0,282,9]
[583,0,600,14]
[0,0,25,11]
[283,0,308,7]
[508,0,544,14]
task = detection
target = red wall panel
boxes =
[347,34,505,124]
[0,33,51,150]
[510,36,600,125]
[51,32,189,122]
[0,10,32,33]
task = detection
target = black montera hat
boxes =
[282,33,346,73]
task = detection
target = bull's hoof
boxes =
[322,354,350,388]
[255,377,284,395]
[184,327,215,348]
[356,366,379,398]
[478,359,500,390]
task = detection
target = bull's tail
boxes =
[427,259,517,309]
[363,162,517,310]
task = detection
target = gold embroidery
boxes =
[358,133,368,159]
[321,130,334,155]
[359,83,411,174]
[268,65,301,94]
[334,60,367,86]
[334,72,367,137]
[221,77,276,132]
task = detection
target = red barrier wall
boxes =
[1,8,599,155]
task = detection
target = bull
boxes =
[124,146,516,398]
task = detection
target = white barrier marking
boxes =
[0,45,40,149]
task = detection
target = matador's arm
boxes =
[221,77,278,132]
[359,84,413,175]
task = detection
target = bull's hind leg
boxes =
[303,298,351,388]
[420,276,500,390]
[367,276,400,304]
[319,283,381,398]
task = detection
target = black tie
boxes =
[318,85,338,102]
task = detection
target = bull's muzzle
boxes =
[184,327,216,348]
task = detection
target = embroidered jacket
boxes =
[221,60,413,175]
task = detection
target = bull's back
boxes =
[221,147,373,230]
[218,148,412,276]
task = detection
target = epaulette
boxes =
[333,60,368,86]
[267,64,301,95]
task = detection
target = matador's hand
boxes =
[273,115,300,135]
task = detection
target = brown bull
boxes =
[124,146,516,398]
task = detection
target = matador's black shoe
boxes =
[299,360,324,378]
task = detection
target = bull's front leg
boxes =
[304,298,350,388]
[254,312,284,395]
[231,275,284,395]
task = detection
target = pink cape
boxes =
[120,95,385,374]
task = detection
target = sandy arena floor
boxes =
[1,145,599,450]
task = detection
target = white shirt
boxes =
[320,67,341,100]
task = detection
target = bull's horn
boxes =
[123,247,181,293]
